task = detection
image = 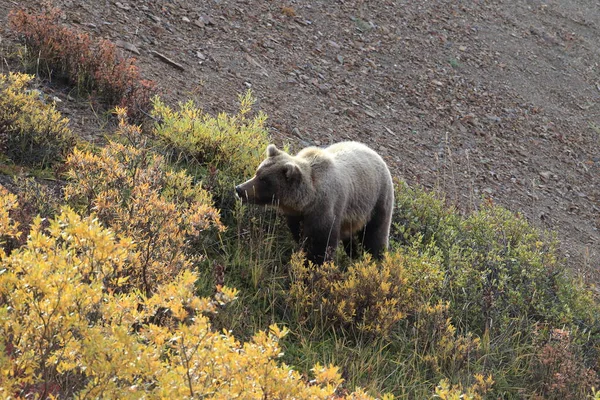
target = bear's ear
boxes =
[267,144,281,158]
[283,162,301,181]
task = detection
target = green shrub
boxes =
[391,182,599,333]
[151,91,269,207]
[0,72,74,167]
[391,179,460,250]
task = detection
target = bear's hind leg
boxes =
[361,202,392,260]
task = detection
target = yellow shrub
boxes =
[416,302,481,376]
[0,72,74,167]
[0,203,362,398]
[0,185,21,258]
[290,247,444,337]
[434,374,494,400]
[64,109,224,295]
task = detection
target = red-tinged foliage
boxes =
[9,7,157,121]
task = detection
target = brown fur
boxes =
[235,142,394,265]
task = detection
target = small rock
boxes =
[459,45,467,51]
[328,40,341,49]
[364,109,377,118]
[539,171,552,182]
[200,15,215,26]
[336,55,344,64]
[115,2,131,11]
[150,50,185,71]
[182,16,190,23]
[115,40,141,55]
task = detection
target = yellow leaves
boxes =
[0,72,74,167]
[472,373,494,394]
[289,249,444,337]
[434,374,494,400]
[269,323,289,340]
[0,185,21,257]
[1,207,356,399]
[64,134,224,294]
[312,363,343,387]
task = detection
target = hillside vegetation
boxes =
[1,8,600,399]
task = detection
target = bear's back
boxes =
[325,142,390,180]
[294,141,391,191]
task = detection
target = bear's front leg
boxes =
[303,214,340,265]
[286,215,303,243]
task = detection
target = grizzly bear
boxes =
[235,142,394,265]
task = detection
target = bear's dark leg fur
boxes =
[286,215,303,242]
[361,201,392,260]
[343,237,361,259]
[303,215,339,265]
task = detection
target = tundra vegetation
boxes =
[1,8,599,399]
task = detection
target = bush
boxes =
[0,185,21,258]
[415,302,481,378]
[289,247,444,338]
[391,182,599,333]
[434,374,494,400]
[64,108,224,295]
[151,91,269,206]
[0,72,74,167]
[529,327,599,399]
[391,179,460,250]
[0,198,363,399]
[9,7,157,120]
[385,181,600,397]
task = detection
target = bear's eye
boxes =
[258,176,272,187]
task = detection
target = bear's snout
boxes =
[235,182,256,203]
[235,185,246,200]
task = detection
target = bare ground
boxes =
[1,0,599,275]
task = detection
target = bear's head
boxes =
[235,144,313,213]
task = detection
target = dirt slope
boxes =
[1,0,598,274]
